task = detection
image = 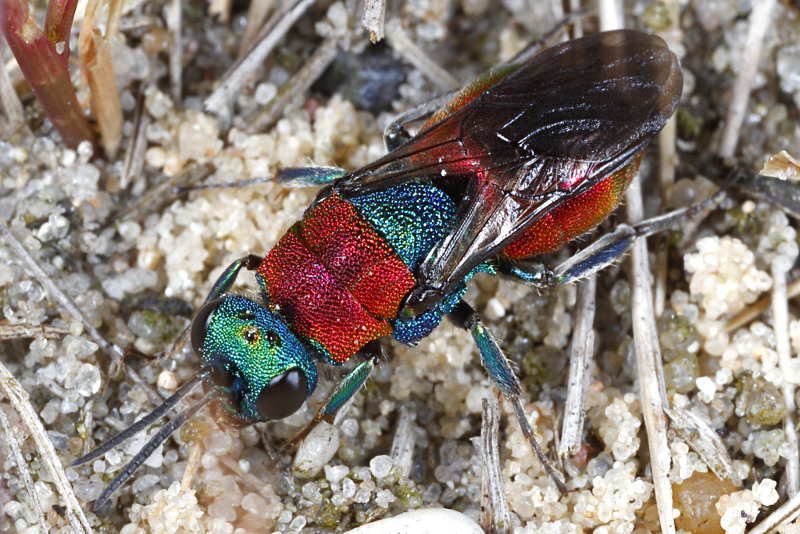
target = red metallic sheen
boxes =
[503,156,641,259]
[258,194,415,362]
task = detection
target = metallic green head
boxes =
[191,294,317,422]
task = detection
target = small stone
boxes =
[777,45,800,96]
[673,471,738,534]
[341,477,357,499]
[288,516,307,531]
[241,493,268,516]
[157,370,178,391]
[325,464,349,484]
[736,374,785,426]
[341,508,483,534]
[369,455,393,479]
[254,83,277,105]
[484,298,506,320]
[293,422,340,478]
[375,489,396,508]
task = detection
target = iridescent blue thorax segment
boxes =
[349,184,456,270]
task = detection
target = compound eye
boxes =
[191,298,224,355]
[256,369,308,420]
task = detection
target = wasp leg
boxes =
[502,191,726,288]
[448,300,567,492]
[288,342,383,446]
[384,90,456,151]
[203,254,263,303]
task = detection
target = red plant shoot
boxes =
[1,0,95,148]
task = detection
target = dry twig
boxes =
[78,0,123,157]
[251,36,339,131]
[771,261,800,495]
[0,222,124,362]
[361,0,386,42]
[239,0,275,57]
[0,322,70,340]
[559,275,595,458]
[205,0,318,115]
[717,0,776,159]
[477,396,510,534]
[389,406,415,479]
[0,36,27,133]
[385,18,458,91]
[599,2,675,531]
[0,361,93,533]
[167,0,182,101]
[0,405,46,530]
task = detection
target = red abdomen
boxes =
[503,156,640,259]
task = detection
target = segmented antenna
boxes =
[73,370,209,467]
[92,389,215,512]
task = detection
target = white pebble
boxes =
[369,455,393,479]
[293,422,340,478]
[484,298,506,320]
[157,370,178,391]
[342,508,483,534]
[325,464,349,483]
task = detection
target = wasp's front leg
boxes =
[288,341,384,446]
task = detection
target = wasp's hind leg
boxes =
[448,300,567,493]
[502,191,725,288]
[288,341,384,446]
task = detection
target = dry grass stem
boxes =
[771,261,800,495]
[0,322,70,340]
[725,277,800,332]
[625,176,676,534]
[0,361,94,533]
[361,0,385,42]
[654,1,680,316]
[0,405,46,530]
[121,90,150,189]
[205,0,318,115]
[252,36,339,131]
[0,42,28,133]
[180,442,204,491]
[167,0,182,101]
[477,396,510,534]
[78,0,123,157]
[0,222,124,362]
[385,18,457,91]
[239,0,275,57]
[559,275,595,458]
[600,4,675,531]
[718,0,776,159]
[389,406,415,479]
[665,405,736,482]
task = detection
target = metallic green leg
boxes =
[290,342,382,445]
[449,300,566,492]
[204,254,262,303]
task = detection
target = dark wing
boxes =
[336,30,682,302]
